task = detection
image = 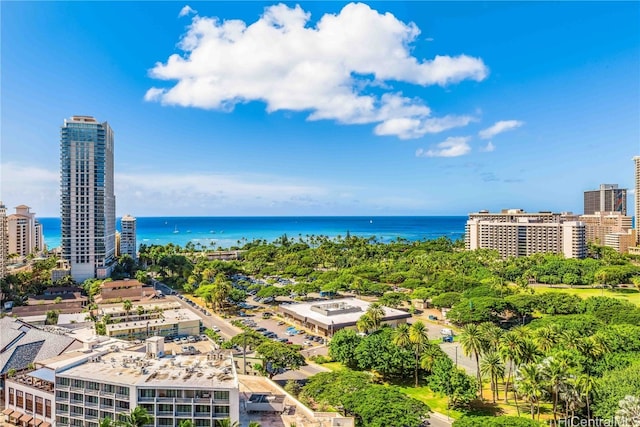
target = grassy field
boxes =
[532,285,640,305]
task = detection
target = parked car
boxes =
[442,335,454,343]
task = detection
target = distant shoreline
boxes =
[39,216,468,251]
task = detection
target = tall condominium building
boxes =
[466,209,587,258]
[60,116,116,282]
[0,201,7,279]
[583,184,627,215]
[7,204,45,257]
[635,157,640,245]
[120,214,137,261]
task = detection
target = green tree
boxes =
[123,299,133,320]
[178,421,194,427]
[365,303,385,330]
[118,406,153,427]
[481,351,505,403]
[99,418,113,427]
[515,363,546,420]
[459,323,484,396]
[255,341,306,378]
[328,329,362,369]
[214,419,240,427]
[393,321,431,387]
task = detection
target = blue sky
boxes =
[1,1,638,217]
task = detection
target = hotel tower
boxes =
[60,116,116,282]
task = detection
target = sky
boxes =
[1,1,639,217]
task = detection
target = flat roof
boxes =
[280,298,410,329]
[58,349,237,389]
[106,309,200,332]
[29,367,56,383]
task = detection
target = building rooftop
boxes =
[280,298,410,329]
[105,308,201,333]
[0,318,80,374]
[58,348,238,389]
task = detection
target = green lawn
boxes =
[398,386,464,419]
[321,362,346,371]
[532,286,640,305]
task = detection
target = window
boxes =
[86,381,100,391]
[35,396,44,415]
[56,416,69,425]
[25,393,33,411]
[71,406,83,416]
[116,386,129,396]
[57,390,69,400]
[139,389,155,398]
[214,406,229,416]
[57,377,70,387]
[85,395,98,405]
[102,383,115,393]
[71,379,84,389]
[214,390,229,401]
[46,399,52,418]
[56,404,69,413]
[116,400,130,410]
[8,388,14,405]
[71,392,83,403]
[16,390,24,407]
[100,398,113,408]
[86,408,98,419]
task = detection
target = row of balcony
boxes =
[138,397,229,403]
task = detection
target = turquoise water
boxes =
[39,216,467,250]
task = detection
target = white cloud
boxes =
[0,162,59,215]
[146,2,488,139]
[178,5,197,18]
[374,114,476,139]
[480,141,495,152]
[416,136,472,158]
[479,120,524,139]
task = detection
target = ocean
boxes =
[38,216,467,250]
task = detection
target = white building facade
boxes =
[4,339,240,427]
[120,215,137,261]
[466,209,587,258]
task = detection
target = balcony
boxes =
[195,412,212,418]
[175,411,192,417]
[138,397,155,402]
[155,411,173,416]
[115,393,129,400]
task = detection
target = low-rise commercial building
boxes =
[279,298,411,337]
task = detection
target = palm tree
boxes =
[123,299,133,321]
[99,418,113,427]
[515,362,546,420]
[178,421,194,427]
[459,323,484,397]
[356,313,375,334]
[481,351,505,403]
[542,357,570,424]
[576,373,598,420]
[248,422,262,427]
[499,331,523,404]
[215,419,240,427]
[393,321,431,387]
[479,322,503,354]
[366,303,385,330]
[118,406,153,427]
[534,325,559,353]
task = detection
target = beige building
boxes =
[0,201,7,279]
[466,209,587,258]
[7,205,44,257]
[579,211,633,245]
[605,230,636,254]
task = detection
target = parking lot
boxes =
[234,314,327,348]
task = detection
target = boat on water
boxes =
[173,225,179,234]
